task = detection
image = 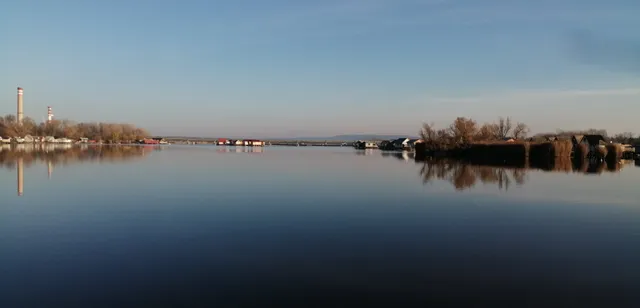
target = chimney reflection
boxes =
[2,144,152,197]
[48,161,53,179]
[17,157,24,196]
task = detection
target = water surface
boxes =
[1,144,640,307]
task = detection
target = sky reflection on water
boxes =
[1,145,640,306]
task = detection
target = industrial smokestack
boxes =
[17,87,24,125]
[47,106,54,123]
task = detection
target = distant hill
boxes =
[283,134,420,141]
[159,134,419,141]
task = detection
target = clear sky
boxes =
[1,0,639,137]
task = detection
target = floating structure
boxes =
[135,138,169,145]
[353,140,379,149]
[216,138,265,146]
[368,138,421,151]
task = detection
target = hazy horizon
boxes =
[2,0,639,137]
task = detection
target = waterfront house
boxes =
[406,139,421,148]
[234,140,244,146]
[354,140,377,149]
[243,139,265,146]
[217,138,229,145]
[378,140,393,150]
[392,138,411,150]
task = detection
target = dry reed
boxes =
[605,143,623,162]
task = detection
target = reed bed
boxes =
[529,140,573,160]
[464,142,528,166]
[574,143,588,160]
[605,143,624,162]
[596,146,608,159]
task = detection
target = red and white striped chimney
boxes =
[17,87,24,124]
[47,106,54,122]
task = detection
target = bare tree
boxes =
[495,117,512,139]
[476,123,498,141]
[610,132,635,143]
[420,122,437,142]
[449,117,478,145]
[513,122,529,139]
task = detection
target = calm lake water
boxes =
[1,144,640,307]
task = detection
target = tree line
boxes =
[0,114,151,142]
[420,117,639,150]
[420,117,529,150]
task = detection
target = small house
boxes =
[378,140,393,150]
[405,139,421,148]
[217,138,229,145]
[243,139,265,146]
[353,140,378,149]
[364,141,377,148]
[392,138,410,150]
[234,140,244,146]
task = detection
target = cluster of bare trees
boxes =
[421,118,640,151]
[0,115,150,141]
[420,117,529,150]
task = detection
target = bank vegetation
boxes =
[0,114,150,142]
[417,116,637,162]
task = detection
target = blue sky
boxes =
[1,0,639,137]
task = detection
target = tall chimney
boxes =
[17,87,24,125]
[47,106,54,123]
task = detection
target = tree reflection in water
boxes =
[416,157,634,191]
[0,144,155,170]
[419,160,520,191]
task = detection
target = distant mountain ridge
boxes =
[281,134,420,141]
[159,134,419,141]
